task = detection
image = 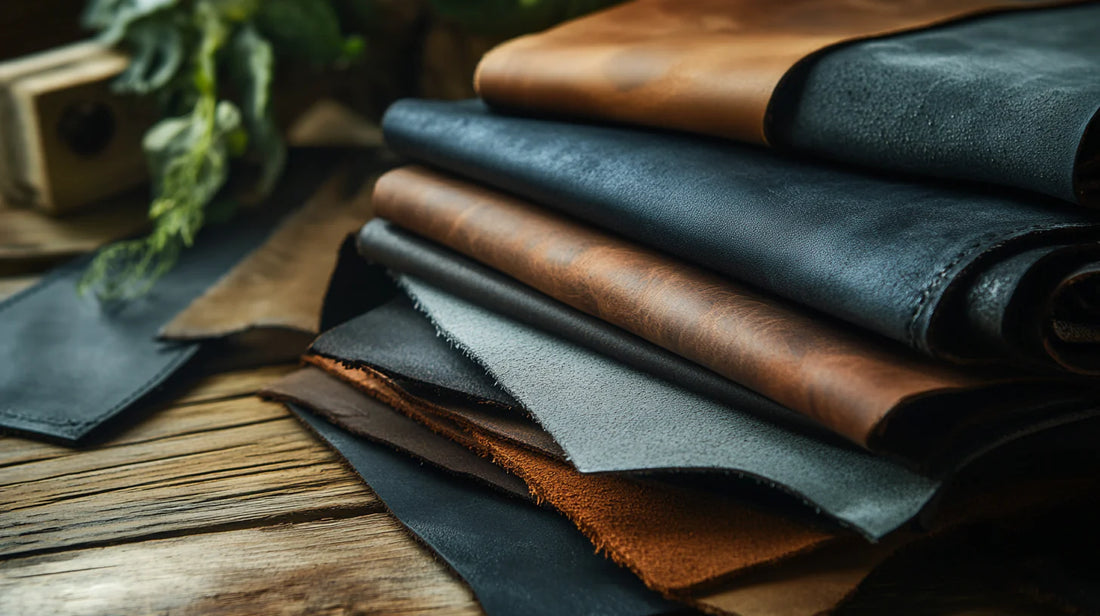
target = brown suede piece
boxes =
[260,366,533,500]
[475,0,1079,145]
[160,166,373,340]
[307,353,839,594]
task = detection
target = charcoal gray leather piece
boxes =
[0,151,334,442]
[381,99,1100,372]
[288,404,680,616]
[311,294,517,408]
[356,219,831,438]
[771,3,1100,205]
[390,277,939,540]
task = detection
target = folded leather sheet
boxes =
[309,282,938,539]
[0,151,336,442]
[476,1,1097,205]
[382,100,1100,373]
[287,404,680,616]
[371,166,1100,464]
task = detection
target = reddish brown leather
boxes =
[474,0,1077,145]
[372,166,1001,447]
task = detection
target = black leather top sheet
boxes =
[381,99,1100,372]
[289,404,679,616]
[0,151,333,442]
[773,3,1100,206]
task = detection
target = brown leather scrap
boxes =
[161,166,373,340]
[475,0,1077,145]
[307,353,839,594]
[372,165,1001,448]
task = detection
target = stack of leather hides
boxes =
[262,2,1100,614]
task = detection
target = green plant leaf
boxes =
[227,23,285,197]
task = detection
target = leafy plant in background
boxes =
[79,0,363,301]
[81,0,620,301]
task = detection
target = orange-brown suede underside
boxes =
[306,354,838,594]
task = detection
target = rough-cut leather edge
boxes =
[475,0,1079,146]
[286,403,681,616]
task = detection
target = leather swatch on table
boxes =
[382,100,1100,374]
[371,166,1100,466]
[160,160,375,343]
[473,0,1067,146]
[309,278,939,539]
[286,404,681,616]
[0,150,337,443]
[260,366,533,499]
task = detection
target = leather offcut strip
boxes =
[308,285,938,539]
[287,405,679,616]
[0,150,337,443]
[380,100,1100,374]
[260,367,533,499]
[160,162,375,341]
[474,0,1071,146]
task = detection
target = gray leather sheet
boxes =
[394,276,939,540]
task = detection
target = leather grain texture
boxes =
[288,404,680,616]
[372,167,1100,460]
[474,0,1065,146]
[260,367,534,499]
[0,151,335,442]
[356,219,829,438]
[381,100,1100,373]
[770,2,1100,205]
[313,275,938,539]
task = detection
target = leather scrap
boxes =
[288,404,680,616]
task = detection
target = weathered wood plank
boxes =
[0,396,380,558]
[0,275,36,301]
[171,363,298,406]
[0,516,482,616]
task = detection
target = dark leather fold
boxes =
[287,404,681,616]
[310,275,940,539]
[0,151,335,442]
[381,99,1100,373]
[370,166,1100,464]
[476,1,1098,205]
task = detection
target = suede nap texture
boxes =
[260,367,533,499]
[288,404,680,616]
[0,150,336,442]
[314,275,937,539]
[301,357,839,594]
[381,99,1100,374]
[771,3,1100,206]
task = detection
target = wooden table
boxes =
[0,273,1087,616]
